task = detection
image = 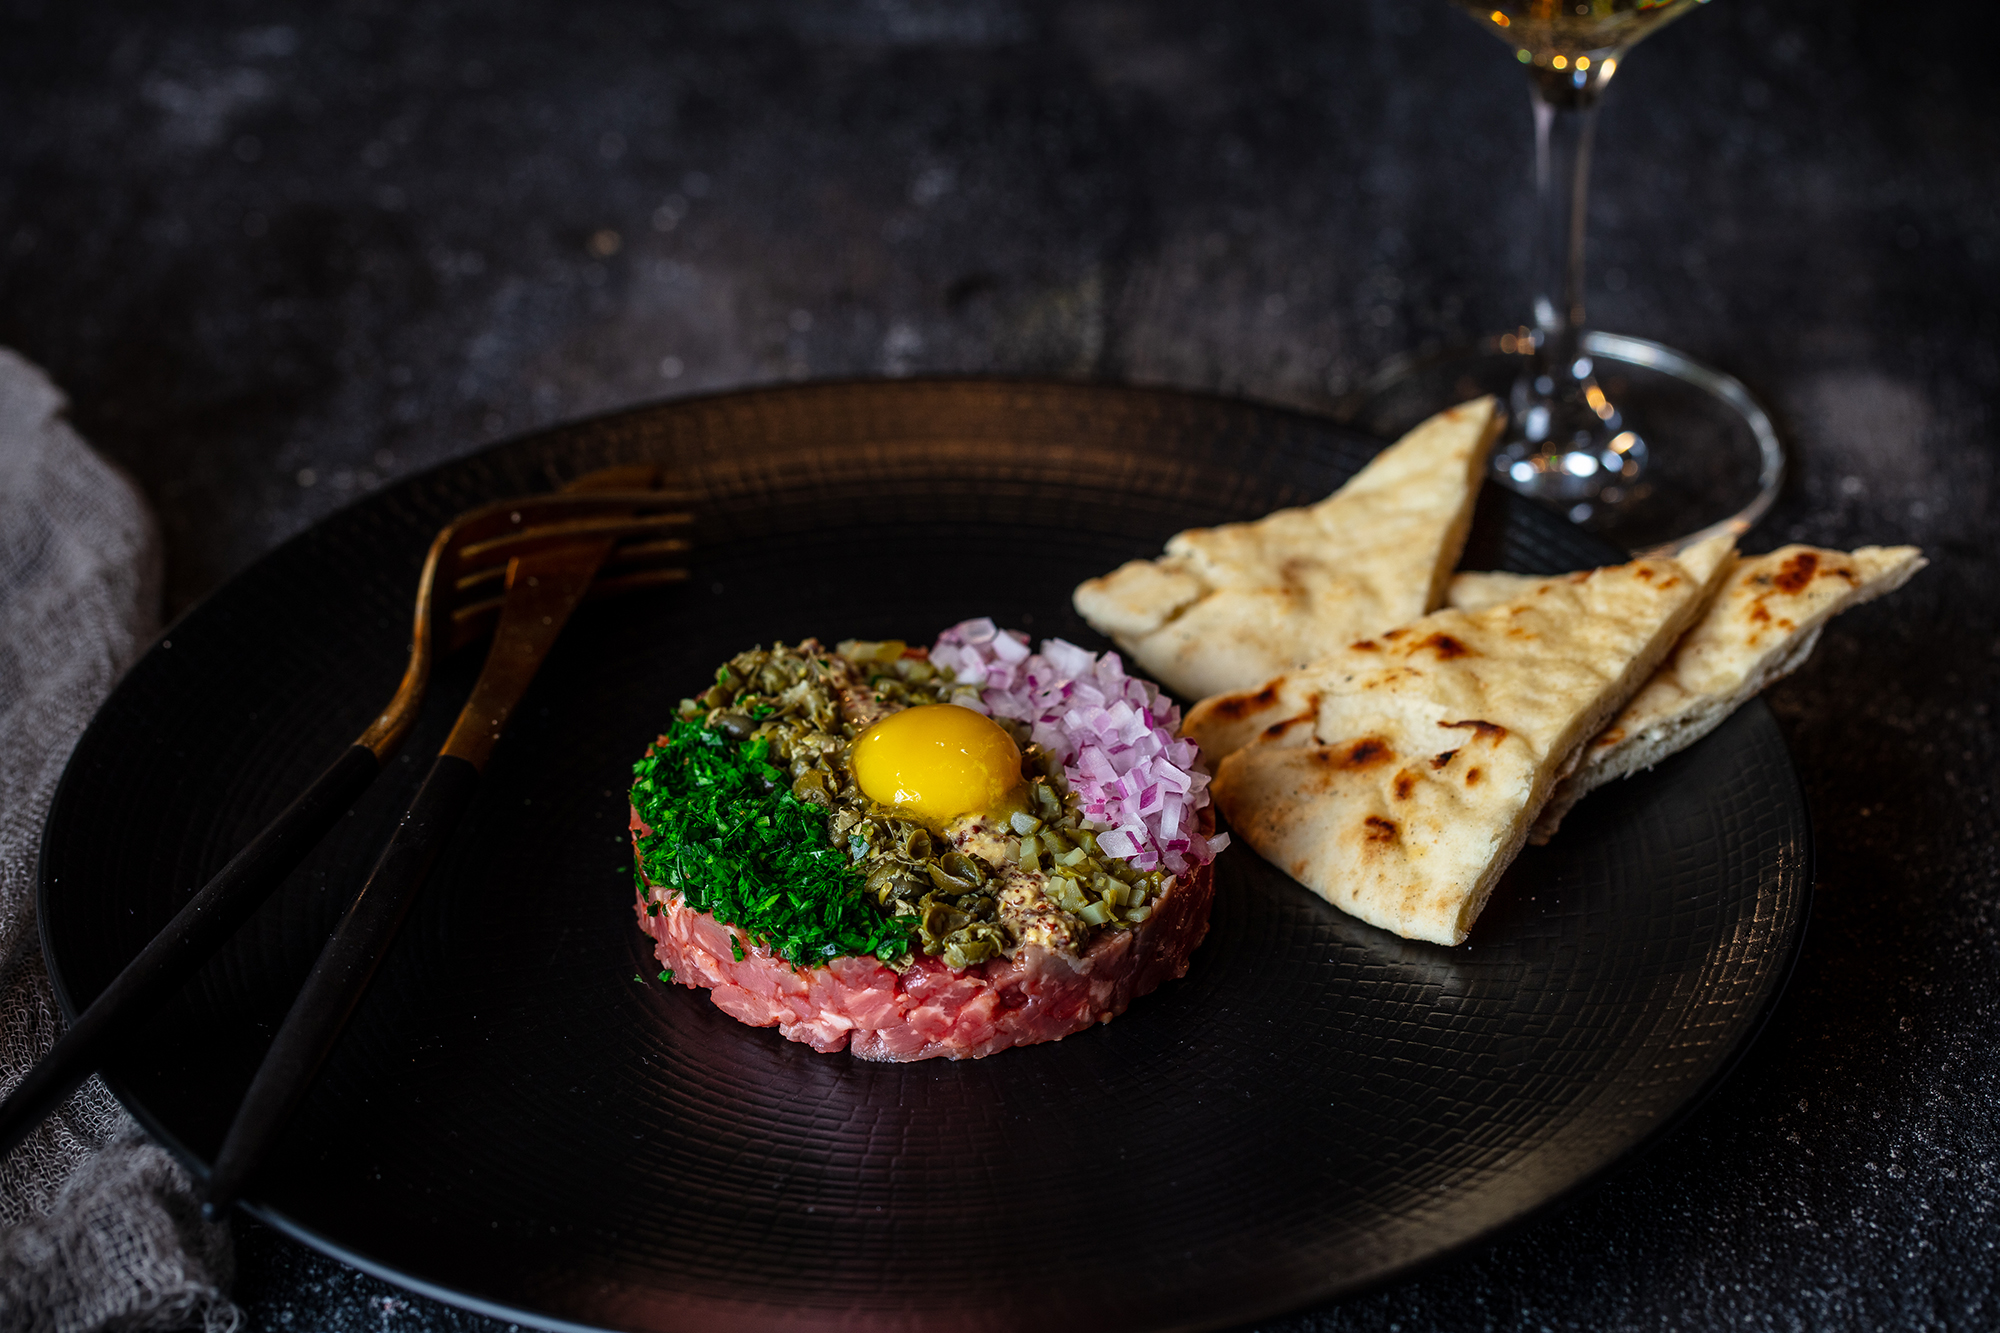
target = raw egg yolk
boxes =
[849,704,1024,825]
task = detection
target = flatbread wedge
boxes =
[1527,543,1926,840]
[1073,397,1502,700]
[1442,529,1737,614]
[1443,568,1547,613]
[1183,543,1724,945]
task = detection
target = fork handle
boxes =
[202,753,480,1217]
[0,743,383,1163]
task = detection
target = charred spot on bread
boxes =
[1464,767,1483,786]
[1392,770,1419,800]
[1431,748,1459,770]
[1418,632,1474,659]
[1316,736,1395,770]
[1261,712,1314,741]
[1209,682,1280,721]
[1773,551,1819,593]
[1440,719,1508,743]
[1350,639,1380,651]
[1362,815,1398,843]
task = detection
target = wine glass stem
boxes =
[1527,80,1600,383]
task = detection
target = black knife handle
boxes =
[202,752,481,1217]
[0,743,383,1163]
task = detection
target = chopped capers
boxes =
[926,860,978,895]
[940,851,986,887]
[920,895,971,945]
[941,924,1003,969]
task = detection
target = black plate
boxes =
[40,380,1809,1332]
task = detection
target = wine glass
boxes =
[1339,0,1784,551]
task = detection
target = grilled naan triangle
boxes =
[1183,546,1722,945]
[1073,397,1502,701]
[1446,542,1925,840]
[1527,543,1925,840]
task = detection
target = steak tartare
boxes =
[629,620,1227,1061]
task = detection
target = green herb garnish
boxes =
[631,717,911,968]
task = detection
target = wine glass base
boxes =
[1491,427,1650,508]
[1333,331,1785,553]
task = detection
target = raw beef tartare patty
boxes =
[629,619,1227,1061]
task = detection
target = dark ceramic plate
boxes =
[40,380,1810,1333]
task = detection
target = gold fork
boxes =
[0,468,692,1166]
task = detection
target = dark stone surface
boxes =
[4,0,1995,1329]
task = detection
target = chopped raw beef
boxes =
[632,818,1214,1061]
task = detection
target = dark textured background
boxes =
[4,0,1996,1329]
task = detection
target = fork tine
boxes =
[601,535,694,563]
[448,562,691,648]
[436,484,697,649]
[434,491,696,570]
[453,511,693,570]
[585,567,693,599]
[448,521,693,602]
[448,518,692,648]
[455,532,693,587]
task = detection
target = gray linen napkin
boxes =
[0,349,240,1332]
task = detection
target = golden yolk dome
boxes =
[849,704,1024,825]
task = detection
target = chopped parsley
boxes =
[631,717,911,969]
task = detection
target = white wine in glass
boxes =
[1450,0,1707,73]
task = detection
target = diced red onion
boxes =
[932,618,1229,876]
